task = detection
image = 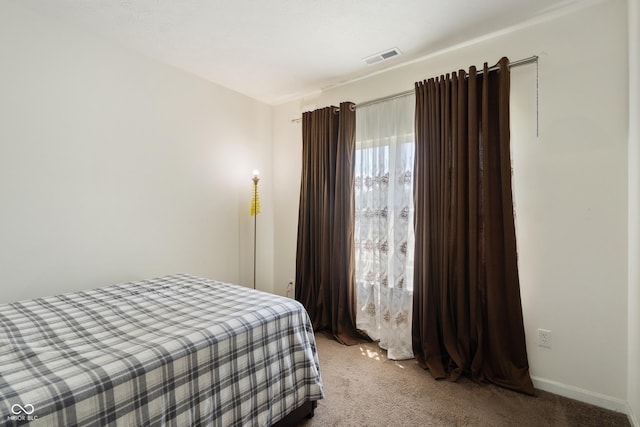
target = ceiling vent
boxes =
[363,47,402,65]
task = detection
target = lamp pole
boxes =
[251,170,260,290]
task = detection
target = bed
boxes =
[0,274,324,426]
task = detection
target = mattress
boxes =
[0,274,324,426]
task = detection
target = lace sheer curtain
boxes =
[355,94,415,360]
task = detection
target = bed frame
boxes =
[274,400,317,426]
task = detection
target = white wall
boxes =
[272,101,304,297]
[273,0,630,412]
[0,0,274,302]
[628,0,640,423]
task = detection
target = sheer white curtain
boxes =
[355,94,415,360]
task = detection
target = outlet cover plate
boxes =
[537,329,552,348]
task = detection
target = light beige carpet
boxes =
[299,333,630,427]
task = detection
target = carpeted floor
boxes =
[299,332,630,427]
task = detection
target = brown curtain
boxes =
[295,102,366,345]
[412,57,534,395]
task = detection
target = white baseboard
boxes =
[531,376,632,421]
[628,403,639,427]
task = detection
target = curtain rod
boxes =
[291,55,538,123]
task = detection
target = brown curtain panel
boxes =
[412,57,534,395]
[295,102,366,345]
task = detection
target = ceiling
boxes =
[14,0,584,105]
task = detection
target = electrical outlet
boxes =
[286,280,294,298]
[537,329,552,348]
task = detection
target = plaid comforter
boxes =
[0,274,324,426]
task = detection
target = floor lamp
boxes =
[250,170,260,290]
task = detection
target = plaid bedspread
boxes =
[0,274,324,426]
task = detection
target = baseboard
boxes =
[628,402,640,427]
[531,376,629,415]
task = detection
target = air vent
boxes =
[363,47,402,65]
